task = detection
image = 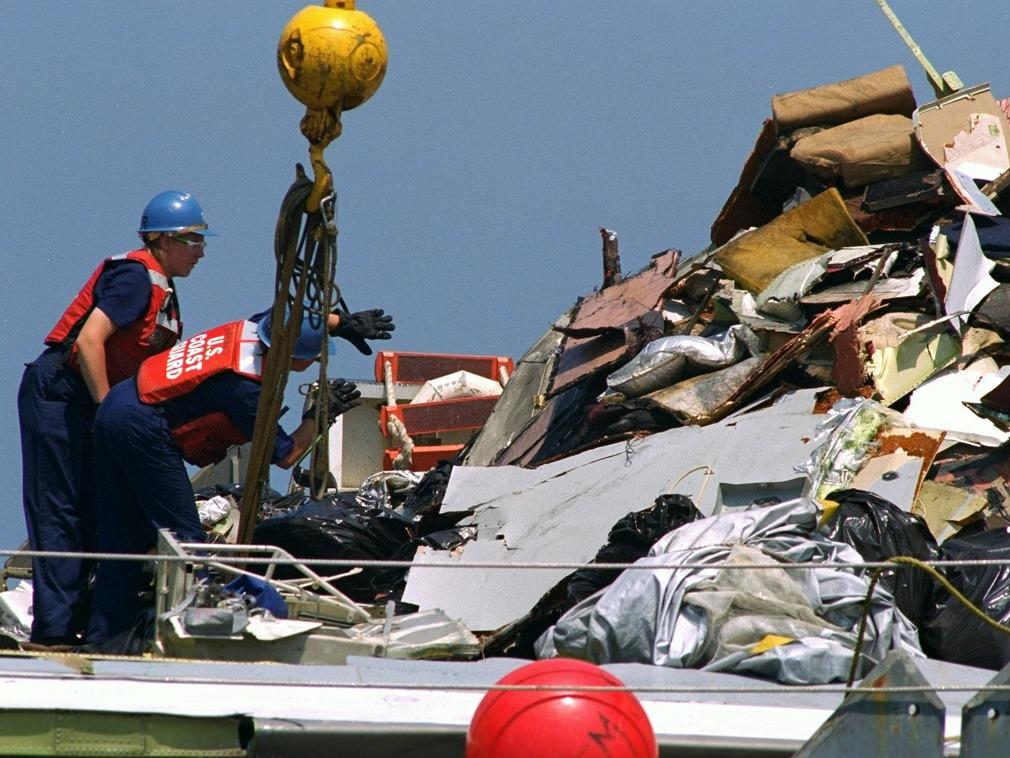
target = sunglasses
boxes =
[170,235,206,249]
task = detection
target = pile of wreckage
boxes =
[9,64,1010,686]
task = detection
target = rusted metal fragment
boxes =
[630,356,763,425]
[875,428,946,500]
[813,387,874,414]
[828,294,883,396]
[549,250,680,396]
[549,327,639,398]
[600,227,621,288]
[698,308,841,424]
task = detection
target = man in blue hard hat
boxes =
[83,309,362,647]
[17,190,215,646]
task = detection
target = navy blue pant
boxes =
[17,347,98,644]
[86,378,206,645]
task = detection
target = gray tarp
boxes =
[535,498,923,685]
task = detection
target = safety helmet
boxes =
[466,658,658,758]
[256,308,326,361]
[138,191,218,236]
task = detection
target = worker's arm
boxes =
[275,418,317,470]
[273,379,361,469]
[75,307,118,403]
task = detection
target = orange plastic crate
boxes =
[374,351,513,384]
[380,395,499,438]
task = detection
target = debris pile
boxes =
[393,64,1010,682]
[13,64,1010,685]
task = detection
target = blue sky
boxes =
[2,2,1006,550]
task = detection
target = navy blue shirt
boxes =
[157,372,295,464]
[94,261,152,328]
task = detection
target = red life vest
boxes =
[136,320,264,467]
[45,249,182,387]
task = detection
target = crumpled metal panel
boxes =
[630,356,764,425]
[549,249,680,395]
[462,311,570,467]
[402,389,828,632]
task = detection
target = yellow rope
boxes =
[846,555,1010,687]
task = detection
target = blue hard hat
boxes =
[138,190,218,236]
[256,308,326,361]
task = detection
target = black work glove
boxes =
[302,378,361,424]
[331,307,395,355]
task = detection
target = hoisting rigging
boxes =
[237,0,387,542]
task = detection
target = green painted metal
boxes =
[0,712,246,756]
[875,0,959,98]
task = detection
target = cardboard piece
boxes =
[550,250,679,395]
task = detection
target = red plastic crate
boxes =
[374,351,513,384]
[380,395,499,438]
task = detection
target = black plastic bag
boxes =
[921,527,1010,670]
[483,493,703,658]
[401,459,454,524]
[252,494,415,602]
[566,493,704,604]
[821,488,940,628]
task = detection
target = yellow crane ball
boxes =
[277,1,387,112]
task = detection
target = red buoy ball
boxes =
[466,658,658,757]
